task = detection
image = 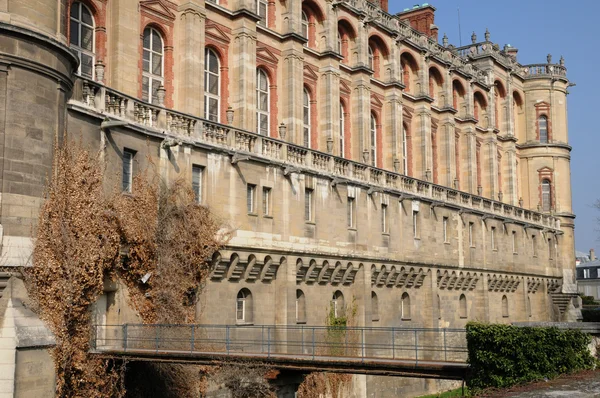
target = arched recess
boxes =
[301,0,325,49]
[459,294,467,318]
[513,91,525,141]
[368,35,390,80]
[428,66,445,106]
[332,290,345,317]
[452,80,467,118]
[296,289,306,323]
[371,291,379,322]
[337,19,357,64]
[473,91,489,128]
[494,80,507,131]
[401,292,411,320]
[501,295,509,318]
[400,52,420,94]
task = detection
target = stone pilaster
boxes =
[281,0,301,34]
[320,66,340,153]
[232,23,258,131]
[465,128,476,194]
[282,47,304,144]
[417,106,431,180]
[353,77,371,161]
[385,89,402,171]
[107,0,140,96]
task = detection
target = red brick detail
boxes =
[534,101,552,141]
[455,130,461,189]
[537,166,554,210]
[400,52,419,94]
[398,6,436,39]
[368,35,389,80]
[302,1,325,50]
[205,22,231,123]
[338,19,357,64]
[267,0,276,29]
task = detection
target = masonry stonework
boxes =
[0,0,578,396]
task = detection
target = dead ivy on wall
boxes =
[23,139,230,397]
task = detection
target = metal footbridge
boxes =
[91,324,468,380]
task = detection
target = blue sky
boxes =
[389,0,600,256]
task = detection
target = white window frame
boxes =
[301,11,309,44]
[402,125,408,174]
[368,45,374,70]
[256,0,268,26]
[584,269,590,279]
[142,27,164,104]
[381,203,388,233]
[122,149,135,193]
[370,113,377,166]
[70,2,95,79]
[303,88,311,148]
[256,69,270,135]
[204,48,221,122]
[192,165,204,204]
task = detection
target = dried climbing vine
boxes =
[23,139,230,397]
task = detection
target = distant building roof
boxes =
[577,259,600,268]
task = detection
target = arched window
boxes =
[70,2,95,79]
[256,69,269,135]
[236,289,253,323]
[303,88,311,147]
[204,48,220,122]
[371,291,379,322]
[332,290,345,318]
[459,294,467,319]
[501,295,509,318]
[339,101,345,158]
[541,179,551,212]
[539,115,548,143]
[301,11,309,43]
[368,45,374,70]
[256,0,268,26]
[370,113,377,166]
[337,31,342,54]
[296,290,306,323]
[402,124,408,175]
[401,292,411,320]
[142,27,164,104]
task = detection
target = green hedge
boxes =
[582,308,600,322]
[466,322,595,392]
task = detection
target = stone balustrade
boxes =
[71,77,560,232]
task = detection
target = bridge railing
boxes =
[92,324,467,364]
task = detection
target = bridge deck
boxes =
[91,324,469,380]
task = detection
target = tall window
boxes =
[256,69,269,135]
[368,45,374,70]
[532,235,537,257]
[459,294,467,319]
[337,31,342,54]
[70,2,95,79]
[469,222,474,247]
[541,179,551,212]
[370,113,377,166]
[256,0,267,26]
[296,290,306,323]
[262,187,272,216]
[512,231,517,253]
[236,289,252,323]
[539,115,548,143]
[332,291,345,318]
[339,102,345,158]
[401,292,411,320]
[548,239,553,259]
[347,197,355,228]
[371,291,379,322]
[192,165,204,204]
[204,49,221,122]
[501,295,508,318]
[301,11,309,43]
[443,217,448,243]
[303,88,311,147]
[413,210,419,238]
[304,188,313,221]
[122,149,135,193]
[491,226,496,250]
[381,204,388,233]
[142,27,164,104]
[247,184,256,213]
[402,125,408,174]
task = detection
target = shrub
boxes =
[466,322,595,392]
[582,308,600,322]
[580,295,598,306]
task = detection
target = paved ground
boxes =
[480,370,600,397]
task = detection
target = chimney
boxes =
[591,249,596,261]
[396,4,437,39]
[504,44,518,61]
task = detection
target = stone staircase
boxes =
[550,292,577,315]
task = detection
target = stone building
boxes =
[0,0,579,396]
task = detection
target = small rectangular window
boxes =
[381,204,388,233]
[192,165,204,204]
[584,269,590,279]
[491,227,496,250]
[347,197,355,228]
[247,184,256,213]
[305,188,313,221]
[263,187,271,216]
[443,217,448,243]
[122,149,135,193]
[413,211,419,238]
[512,231,517,253]
[257,0,268,25]
[469,222,474,247]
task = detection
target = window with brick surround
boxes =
[142,27,164,104]
[70,2,95,79]
[539,115,548,143]
[256,69,269,135]
[204,48,220,122]
[301,11,309,43]
[541,179,551,212]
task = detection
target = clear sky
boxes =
[388,0,600,256]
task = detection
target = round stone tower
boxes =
[0,0,78,265]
